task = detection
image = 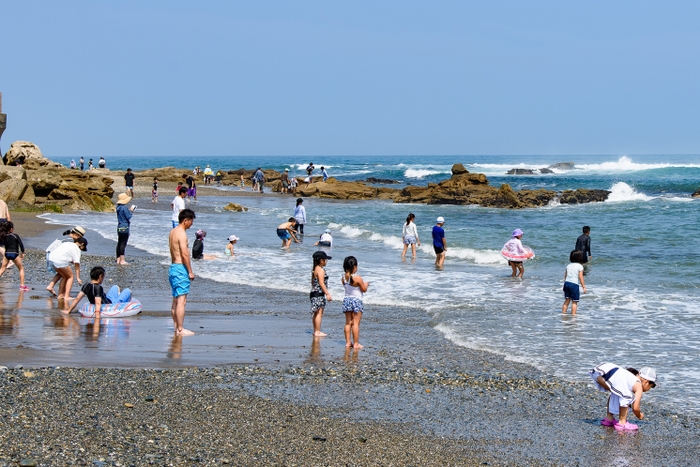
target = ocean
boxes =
[44,154,700,414]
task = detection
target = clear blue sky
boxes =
[2,1,699,157]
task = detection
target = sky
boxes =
[1,1,700,157]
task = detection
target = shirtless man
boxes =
[276,218,300,248]
[168,209,196,336]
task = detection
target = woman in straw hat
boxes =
[116,193,136,265]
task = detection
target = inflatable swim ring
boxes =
[500,245,535,262]
[79,300,142,318]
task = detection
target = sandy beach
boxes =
[0,199,697,467]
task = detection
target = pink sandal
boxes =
[600,418,618,427]
[614,422,639,431]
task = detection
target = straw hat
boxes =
[117,193,132,205]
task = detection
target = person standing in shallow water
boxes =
[401,213,420,258]
[576,226,592,263]
[432,216,447,267]
[168,209,196,336]
[294,198,307,235]
[115,193,135,265]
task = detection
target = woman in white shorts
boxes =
[401,213,420,258]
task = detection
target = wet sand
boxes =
[1,210,699,466]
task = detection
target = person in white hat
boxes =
[225,235,239,256]
[116,193,136,265]
[589,363,657,431]
[314,228,333,247]
[432,216,447,268]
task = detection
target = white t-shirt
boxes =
[319,233,333,246]
[565,262,584,286]
[48,242,81,266]
[402,222,419,239]
[171,196,185,222]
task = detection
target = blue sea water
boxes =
[46,154,700,414]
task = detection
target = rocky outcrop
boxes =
[1,141,115,212]
[559,189,611,204]
[507,168,536,175]
[294,178,396,200]
[3,141,63,170]
[365,177,400,184]
[692,188,700,198]
[394,165,562,208]
[223,203,248,212]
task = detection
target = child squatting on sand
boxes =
[310,251,332,337]
[562,250,587,314]
[341,256,369,349]
[589,363,657,431]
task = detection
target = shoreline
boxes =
[2,202,699,465]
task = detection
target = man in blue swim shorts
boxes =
[277,217,300,249]
[168,208,196,336]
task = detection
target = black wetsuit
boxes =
[575,234,591,263]
[192,239,204,260]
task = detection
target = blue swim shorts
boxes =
[169,264,191,297]
[277,228,291,240]
[563,281,580,301]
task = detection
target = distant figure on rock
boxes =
[321,166,329,182]
[98,157,106,168]
[79,157,84,171]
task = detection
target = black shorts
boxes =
[433,246,444,255]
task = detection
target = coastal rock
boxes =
[3,141,62,170]
[223,203,248,212]
[294,178,390,200]
[0,141,115,211]
[394,168,558,208]
[507,168,535,175]
[558,189,610,204]
[692,188,700,198]
[451,164,469,175]
[539,168,554,174]
[0,178,35,205]
[0,165,27,183]
[365,177,400,184]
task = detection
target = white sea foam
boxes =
[576,156,680,172]
[605,182,653,202]
[404,168,445,178]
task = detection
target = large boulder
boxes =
[0,165,27,183]
[692,188,700,198]
[0,179,36,205]
[223,203,248,212]
[26,167,63,196]
[3,141,62,170]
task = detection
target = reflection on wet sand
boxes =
[168,335,182,359]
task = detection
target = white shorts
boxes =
[403,235,417,245]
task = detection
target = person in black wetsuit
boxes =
[0,221,28,290]
[575,226,592,263]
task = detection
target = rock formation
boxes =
[692,188,700,198]
[1,141,115,212]
[558,189,611,204]
[293,178,396,200]
[223,203,248,212]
